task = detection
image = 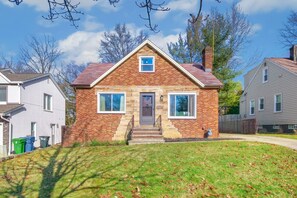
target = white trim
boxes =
[90,39,206,88]
[258,97,264,111]
[262,67,268,83]
[249,99,255,115]
[274,93,282,113]
[97,92,126,114]
[139,56,155,72]
[168,92,197,119]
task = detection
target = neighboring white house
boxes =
[0,69,66,156]
[240,45,297,133]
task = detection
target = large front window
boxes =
[0,87,7,102]
[168,93,196,119]
[98,93,125,113]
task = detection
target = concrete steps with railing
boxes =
[128,125,165,145]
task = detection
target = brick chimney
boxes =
[202,46,213,72]
[290,45,297,62]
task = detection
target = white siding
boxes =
[7,85,20,104]
[9,77,65,150]
[0,75,9,83]
[240,60,297,125]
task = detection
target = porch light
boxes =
[160,95,164,102]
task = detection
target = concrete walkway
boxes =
[220,133,297,150]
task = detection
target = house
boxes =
[240,45,297,133]
[0,69,66,156]
[63,40,222,146]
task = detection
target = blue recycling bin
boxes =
[24,136,35,152]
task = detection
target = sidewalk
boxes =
[220,133,297,150]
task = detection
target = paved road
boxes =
[220,133,297,150]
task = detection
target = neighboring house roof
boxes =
[1,71,46,82]
[267,58,297,75]
[72,40,222,88]
[0,104,24,114]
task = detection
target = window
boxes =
[139,56,155,72]
[288,125,297,130]
[274,94,282,112]
[168,93,196,119]
[44,94,52,111]
[250,99,255,115]
[31,122,37,137]
[0,86,7,103]
[262,67,268,83]
[258,97,264,111]
[98,93,125,113]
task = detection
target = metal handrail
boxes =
[154,115,162,134]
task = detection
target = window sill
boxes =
[274,111,282,113]
[98,111,126,114]
[168,116,196,120]
[258,109,264,112]
[139,71,155,73]
[44,109,53,113]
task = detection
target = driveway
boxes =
[220,133,297,150]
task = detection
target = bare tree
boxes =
[8,0,220,32]
[99,23,148,63]
[19,35,62,74]
[280,11,297,46]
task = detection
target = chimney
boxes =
[202,46,213,72]
[290,45,297,62]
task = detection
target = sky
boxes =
[0,0,296,84]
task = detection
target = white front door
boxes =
[0,123,3,145]
[51,124,56,145]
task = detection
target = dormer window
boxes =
[0,86,7,103]
[262,66,268,83]
[139,56,155,72]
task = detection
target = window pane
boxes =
[276,95,281,103]
[0,87,6,102]
[47,95,52,110]
[189,95,195,116]
[142,65,153,71]
[43,95,47,110]
[113,94,124,111]
[100,94,111,111]
[141,57,153,65]
[176,95,188,116]
[170,95,175,116]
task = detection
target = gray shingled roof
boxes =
[1,70,46,82]
[0,104,24,114]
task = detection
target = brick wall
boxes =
[64,45,220,146]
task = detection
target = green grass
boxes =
[0,142,296,197]
[258,133,297,140]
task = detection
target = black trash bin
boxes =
[24,136,35,152]
[39,136,50,148]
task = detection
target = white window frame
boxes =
[31,122,37,138]
[139,56,155,73]
[258,97,264,111]
[0,86,7,104]
[274,93,282,113]
[97,92,126,114]
[168,92,197,119]
[288,124,297,130]
[249,99,255,115]
[262,67,268,83]
[43,94,53,111]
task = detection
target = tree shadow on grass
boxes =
[1,145,157,197]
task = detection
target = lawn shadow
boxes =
[1,157,34,197]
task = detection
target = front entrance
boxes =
[140,93,155,125]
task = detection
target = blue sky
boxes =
[0,0,296,82]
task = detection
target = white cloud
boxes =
[154,0,198,19]
[0,0,15,7]
[237,0,297,14]
[149,33,180,54]
[58,31,105,65]
[249,23,262,36]
[82,15,104,31]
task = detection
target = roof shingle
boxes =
[1,70,46,82]
[268,58,297,74]
[0,104,24,114]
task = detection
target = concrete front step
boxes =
[128,139,165,145]
[132,135,164,139]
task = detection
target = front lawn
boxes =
[0,142,296,197]
[258,133,297,140]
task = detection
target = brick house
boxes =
[63,40,222,146]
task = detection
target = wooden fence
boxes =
[219,114,257,134]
